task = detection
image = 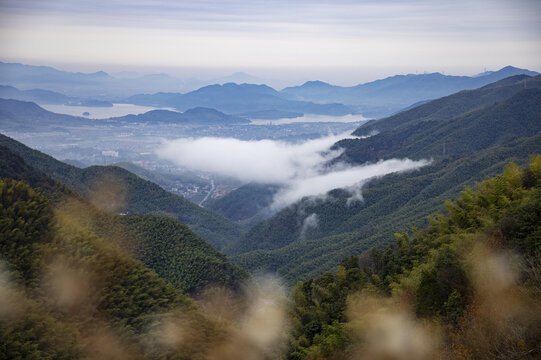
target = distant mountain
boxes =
[111,107,250,124]
[280,66,539,118]
[230,74,541,282]
[0,98,249,128]
[0,132,244,250]
[124,82,355,116]
[0,98,97,130]
[0,84,113,107]
[0,61,196,97]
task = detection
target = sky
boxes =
[0,0,540,85]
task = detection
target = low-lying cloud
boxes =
[156,133,430,209]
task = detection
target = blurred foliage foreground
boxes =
[1,156,541,359]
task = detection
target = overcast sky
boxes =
[0,0,540,85]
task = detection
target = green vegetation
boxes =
[0,178,220,359]
[0,132,243,250]
[231,75,541,282]
[284,157,541,359]
[0,143,249,295]
[206,182,279,227]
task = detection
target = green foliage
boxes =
[206,182,279,227]
[233,77,541,282]
[0,133,243,250]
[285,158,541,358]
[0,179,220,359]
[0,178,51,284]
[0,141,250,295]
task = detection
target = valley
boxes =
[1,61,540,360]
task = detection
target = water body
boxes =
[40,103,177,119]
[249,114,369,125]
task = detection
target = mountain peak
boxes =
[300,80,332,88]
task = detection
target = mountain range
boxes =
[0,97,251,129]
[1,64,541,358]
[110,106,250,124]
[0,84,113,107]
[2,61,538,119]
[226,74,541,282]
[123,82,355,116]
[280,65,539,117]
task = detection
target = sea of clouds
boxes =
[156,133,430,210]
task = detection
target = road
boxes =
[199,179,215,206]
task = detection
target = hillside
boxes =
[205,183,280,226]
[0,98,96,130]
[0,178,221,359]
[280,66,539,117]
[285,158,541,359]
[230,75,541,282]
[0,133,244,250]
[0,144,249,294]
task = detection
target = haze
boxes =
[1,0,540,87]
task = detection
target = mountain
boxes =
[111,107,250,124]
[0,84,70,104]
[280,66,539,117]
[124,82,355,116]
[0,84,113,107]
[0,176,243,359]
[339,75,541,162]
[205,183,280,226]
[0,133,244,250]
[0,98,96,130]
[0,98,248,129]
[0,143,249,294]
[0,61,197,97]
[285,158,541,359]
[229,75,541,282]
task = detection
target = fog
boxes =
[157,133,430,209]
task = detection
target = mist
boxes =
[156,133,430,209]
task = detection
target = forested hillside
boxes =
[0,144,249,294]
[339,75,541,163]
[231,75,541,282]
[206,182,279,226]
[285,157,541,359]
[0,133,243,250]
[0,179,220,359]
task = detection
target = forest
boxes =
[284,156,541,359]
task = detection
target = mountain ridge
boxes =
[230,74,541,281]
[0,132,244,250]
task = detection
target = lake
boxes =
[40,103,177,119]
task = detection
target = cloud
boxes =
[156,132,353,184]
[300,213,318,239]
[156,133,430,210]
[271,158,430,209]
